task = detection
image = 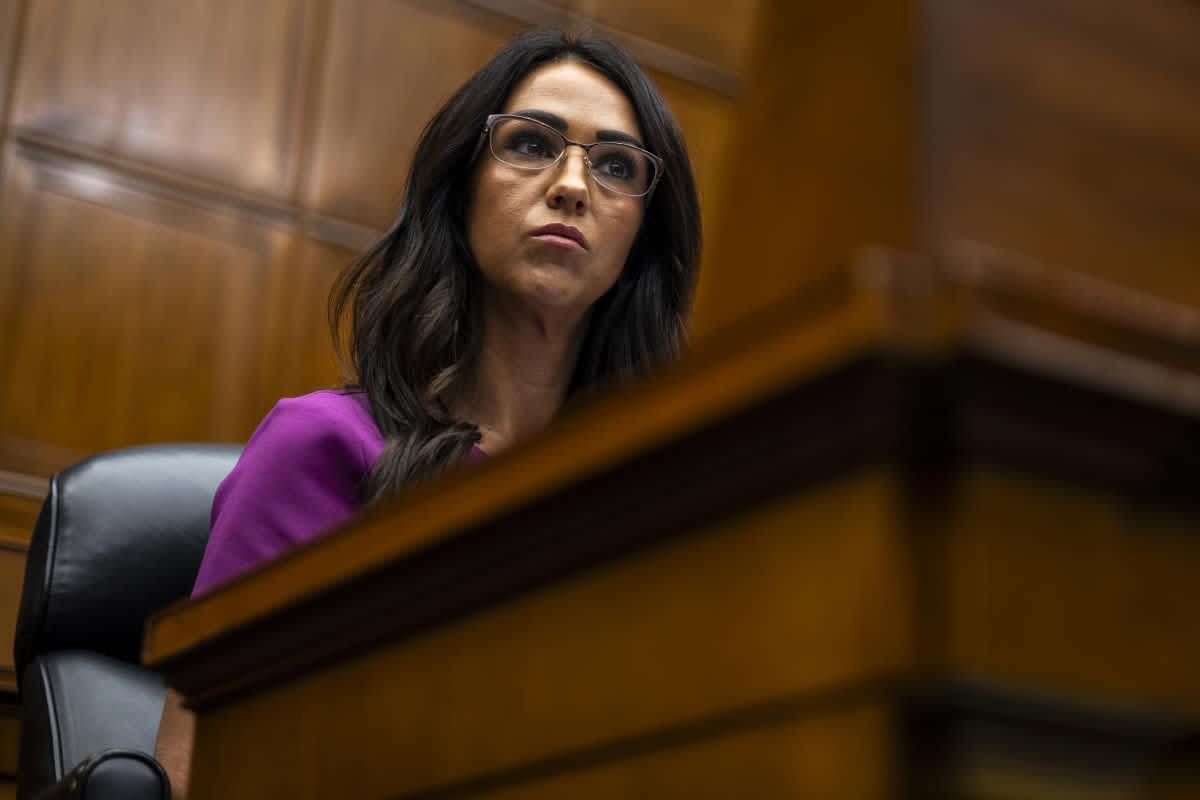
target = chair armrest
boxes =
[19,652,165,796]
[29,749,170,800]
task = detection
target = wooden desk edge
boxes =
[144,267,887,669]
[144,251,1200,708]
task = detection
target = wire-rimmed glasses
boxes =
[483,113,663,198]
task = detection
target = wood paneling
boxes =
[645,67,736,308]
[0,1,27,131]
[144,266,886,672]
[694,0,1200,340]
[0,540,27,693]
[0,147,286,474]
[0,709,15,776]
[942,471,1200,714]
[0,493,40,544]
[258,236,357,403]
[925,0,1200,305]
[0,715,15,800]
[303,0,527,228]
[0,489,35,693]
[572,0,761,76]
[11,0,322,199]
[0,726,13,782]
[0,0,748,487]
[692,0,918,341]
[183,471,908,798]
[155,256,1200,797]
[449,704,892,798]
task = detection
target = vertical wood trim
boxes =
[0,0,29,130]
[259,0,336,405]
[0,0,31,209]
[287,0,334,207]
[693,0,919,340]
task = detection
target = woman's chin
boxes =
[526,283,589,317]
[484,261,612,323]
[517,268,595,313]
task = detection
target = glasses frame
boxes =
[483,113,664,199]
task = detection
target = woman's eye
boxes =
[507,133,554,158]
[596,153,637,181]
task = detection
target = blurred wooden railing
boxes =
[147,251,1200,797]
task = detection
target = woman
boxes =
[156,28,700,798]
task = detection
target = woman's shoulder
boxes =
[249,389,385,469]
[271,388,373,424]
[193,389,381,596]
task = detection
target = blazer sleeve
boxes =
[191,396,371,596]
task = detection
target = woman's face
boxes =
[467,60,646,326]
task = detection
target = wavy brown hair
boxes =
[329,30,701,501]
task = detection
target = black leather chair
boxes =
[13,444,240,800]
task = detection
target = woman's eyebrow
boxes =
[512,108,568,131]
[596,129,645,148]
[512,108,645,148]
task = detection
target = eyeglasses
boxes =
[483,113,664,198]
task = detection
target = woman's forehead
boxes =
[502,61,642,141]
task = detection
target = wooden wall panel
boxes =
[0,711,16,797]
[926,0,1200,306]
[463,704,892,798]
[183,469,910,798]
[258,236,358,403]
[942,471,1200,714]
[0,493,39,544]
[303,0,526,228]
[691,0,918,340]
[0,1,27,127]
[0,148,286,476]
[10,0,321,199]
[0,539,26,692]
[646,68,736,320]
[572,0,761,76]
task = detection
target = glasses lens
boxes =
[487,116,658,197]
[589,143,655,196]
[489,117,564,168]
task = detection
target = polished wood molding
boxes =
[0,469,45,500]
[0,438,84,486]
[906,677,1200,795]
[13,129,298,230]
[301,213,380,253]
[0,536,27,556]
[460,0,742,96]
[11,129,379,254]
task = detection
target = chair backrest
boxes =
[13,444,241,679]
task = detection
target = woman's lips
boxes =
[531,233,587,251]
[530,223,589,251]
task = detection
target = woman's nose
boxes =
[547,147,590,213]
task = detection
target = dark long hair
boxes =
[330,29,701,501]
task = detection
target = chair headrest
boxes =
[13,444,241,681]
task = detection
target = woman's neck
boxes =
[455,300,589,454]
